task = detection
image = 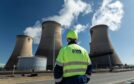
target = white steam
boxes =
[24,0,91,44]
[44,0,91,28]
[24,21,41,44]
[24,0,124,44]
[92,0,124,31]
[74,24,89,33]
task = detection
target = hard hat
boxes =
[66,30,78,40]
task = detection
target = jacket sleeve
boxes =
[54,65,63,84]
[86,64,92,77]
[54,48,64,84]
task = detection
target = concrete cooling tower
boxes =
[89,25,122,69]
[35,21,62,70]
[5,35,33,70]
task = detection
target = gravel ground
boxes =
[0,74,53,84]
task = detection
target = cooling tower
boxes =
[35,21,62,70]
[5,35,33,70]
[89,24,122,68]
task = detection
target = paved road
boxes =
[19,71,134,84]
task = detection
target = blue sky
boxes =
[0,0,134,65]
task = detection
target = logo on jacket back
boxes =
[72,49,81,54]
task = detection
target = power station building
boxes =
[35,21,62,70]
[5,35,33,70]
[17,56,47,71]
[89,25,122,69]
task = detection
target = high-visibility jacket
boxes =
[54,44,92,84]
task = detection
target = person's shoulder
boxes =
[75,44,87,52]
[60,46,68,50]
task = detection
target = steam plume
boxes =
[92,0,124,31]
[24,0,91,44]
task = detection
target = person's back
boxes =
[54,30,92,84]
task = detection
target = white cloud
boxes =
[0,63,5,67]
[24,21,41,44]
[92,0,124,31]
[44,0,91,28]
[74,24,89,33]
[24,0,92,44]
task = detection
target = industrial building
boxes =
[5,35,33,70]
[35,21,62,70]
[89,25,122,69]
[17,56,47,71]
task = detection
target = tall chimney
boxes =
[5,35,33,70]
[35,21,62,70]
[90,24,122,68]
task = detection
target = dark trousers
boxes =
[61,75,88,84]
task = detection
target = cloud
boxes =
[44,0,91,28]
[92,0,124,31]
[74,24,89,33]
[0,63,5,67]
[24,0,92,44]
[24,21,41,44]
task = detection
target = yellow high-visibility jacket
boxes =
[56,44,91,77]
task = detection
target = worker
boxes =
[54,30,92,84]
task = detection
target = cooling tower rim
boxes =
[42,20,61,26]
[90,24,108,31]
[17,35,33,39]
